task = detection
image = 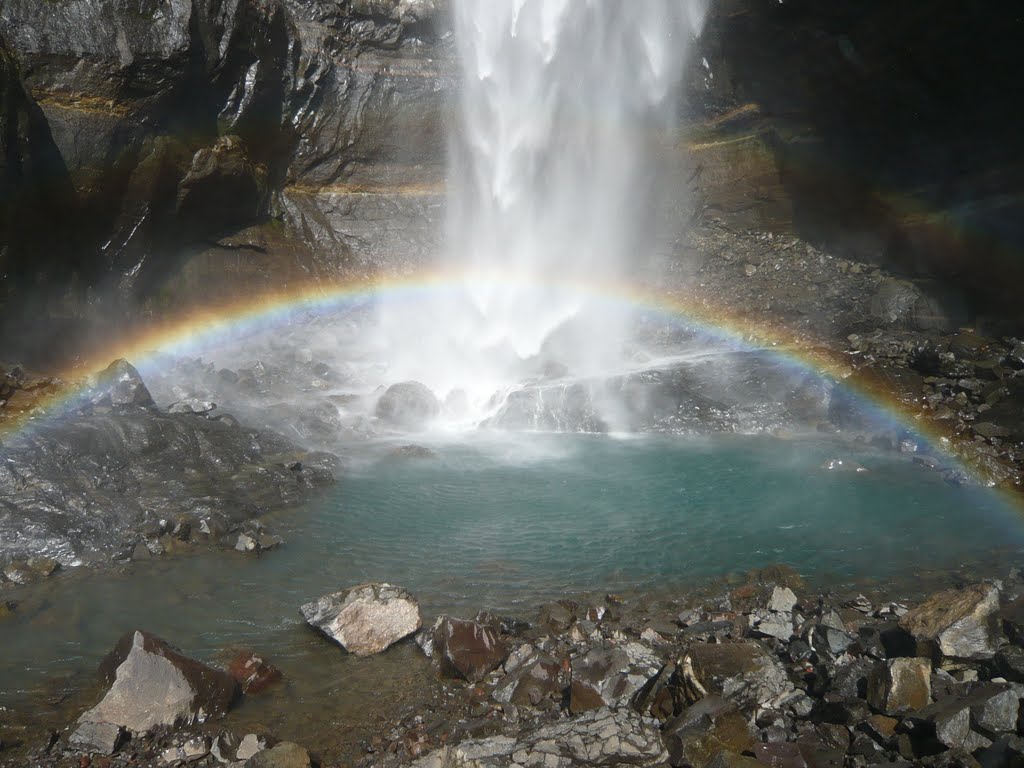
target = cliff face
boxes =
[689,0,1024,330]
[0,0,1021,357]
[0,0,451,356]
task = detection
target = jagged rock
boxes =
[967,684,1020,734]
[570,644,662,711]
[236,734,265,761]
[909,699,972,749]
[689,641,794,709]
[899,584,1001,659]
[662,695,755,768]
[767,586,798,613]
[68,721,124,755]
[492,652,562,706]
[410,707,667,767]
[228,651,282,695]
[301,583,421,657]
[431,616,509,683]
[91,360,156,409]
[375,381,441,430]
[244,741,310,768]
[867,657,932,715]
[78,630,237,734]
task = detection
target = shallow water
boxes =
[1,432,1020,756]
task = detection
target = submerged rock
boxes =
[301,583,421,656]
[78,630,237,734]
[376,381,441,430]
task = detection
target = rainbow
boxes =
[0,269,1016,500]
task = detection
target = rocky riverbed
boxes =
[5,566,1024,767]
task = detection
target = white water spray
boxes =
[372,0,707,425]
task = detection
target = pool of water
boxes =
[1,432,1020,755]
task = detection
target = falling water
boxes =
[372,0,708,424]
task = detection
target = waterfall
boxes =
[373,0,707,426]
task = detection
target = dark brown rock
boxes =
[431,616,508,683]
[899,584,1001,659]
[228,651,282,695]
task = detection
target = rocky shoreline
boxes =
[5,566,1024,767]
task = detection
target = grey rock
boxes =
[867,657,932,715]
[767,585,798,613]
[91,360,156,410]
[969,684,1020,734]
[301,582,421,656]
[68,721,124,755]
[236,734,265,761]
[375,381,441,430]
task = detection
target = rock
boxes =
[911,699,972,749]
[663,695,756,768]
[79,630,237,733]
[570,644,662,711]
[767,586,798,613]
[235,533,259,553]
[68,721,123,755]
[968,684,1020,734]
[689,641,794,709]
[301,583,421,656]
[493,653,561,706]
[375,381,440,430]
[244,741,310,768]
[539,601,577,632]
[26,556,59,577]
[993,646,1024,682]
[410,708,667,767]
[228,651,282,695]
[568,679,607,715]
[1,561,34,585]
[236,734,265,761]
[867,657,932,715]
[431,616,509,683]
[899,584,1001,659]
[91,360,155,409]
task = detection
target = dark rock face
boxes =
[0,0,452,357]
[690,1,1024,329]
[79,630,237,734]
[0,377,335,566]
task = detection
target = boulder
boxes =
[78,630,237,733]
[899,584,1001,659]
[569,643,662,711]
[431,616,509,683]
[375,381,440,430]
[688,641,794,709]
[91,360,156,409]
[663,695,756,768]
[301,583,421,657]
[867,657,932,715]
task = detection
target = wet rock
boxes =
[899,584,1001,659]
[228,651,282,695]
[410,707,667,767]
[68,722,123,756]
[539,601,577,632]
[301,583,421,657]
[376,381,440,430]
[493,653,562,707]
[79,630,237,734]
[867,657,932,715]
[431,616,509,683]
[91,360,155,410]
[245,741,310,768]
[570,643,662,711]
[1,561,35,585]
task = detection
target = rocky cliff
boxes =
[0,0,1021,360]
[0,0,451,360]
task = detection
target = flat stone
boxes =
[867,657,931,715]
[301,583,421,657]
